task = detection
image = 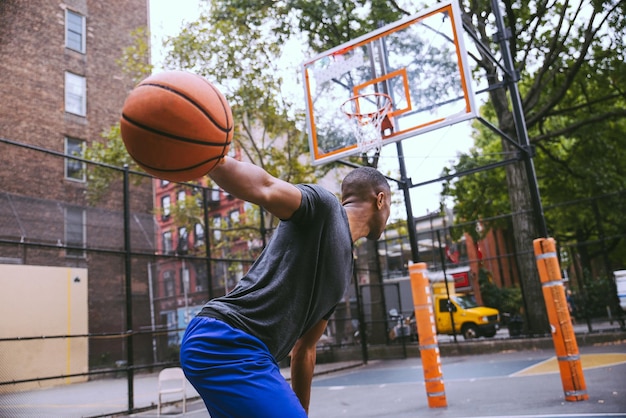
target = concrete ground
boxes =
[0,324,624,418]
[126,341,626,418]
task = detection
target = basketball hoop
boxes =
[340,93,392,154]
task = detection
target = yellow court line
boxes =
[513,353,626,376]
[66,268,72,385]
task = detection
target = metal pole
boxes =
[147,262,157,363]
[353,263,368,364]
[437,230,457,342]
[182,260,189,323]
[491,0,548,238]
[396,141,420,262]
[379,24,420,263]
[203,188,214,300]
[123,165,134,411]
[395,282,407,358]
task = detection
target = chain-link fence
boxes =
[1,138,625,414]
[0,139,261,412]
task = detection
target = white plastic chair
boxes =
[157,367,187,416]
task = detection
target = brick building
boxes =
[0,1,154,367]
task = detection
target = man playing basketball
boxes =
[180,156,392,417]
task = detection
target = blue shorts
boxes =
[180,316,307,418]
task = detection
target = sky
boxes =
[148,1,476,220]
[149,0,202,71]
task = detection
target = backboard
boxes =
[302,0,476,166]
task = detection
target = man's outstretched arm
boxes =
[209,156,302,220]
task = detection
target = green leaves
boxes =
[116,27,152,86]
[83,124,141,204]
[441,1,626,288]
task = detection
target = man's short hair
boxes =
[341,167,390,201]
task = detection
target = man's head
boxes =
[341,167,392,240]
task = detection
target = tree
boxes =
[440,1,626,332]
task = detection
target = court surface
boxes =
[2,343,624,417]
[307,344,626,418]
[129,342,626,417]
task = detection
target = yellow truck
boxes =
[430,282,500,339]
[387,278,501,341]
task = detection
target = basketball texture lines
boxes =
[120,70,233,182]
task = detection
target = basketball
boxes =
[120,70,233,182]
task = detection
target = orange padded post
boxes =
[534,238,588,402]
[409,262,447,408]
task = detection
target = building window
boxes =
[163,311,178,346]
[65,10,85,53]
[160,179,170,188]
[163,271,175,297]
[180,265,189,296]
[65,206,85,258]
[65,72,86,116]
[65,137,85,181]
[161,195,171,220]
[213,216,222,241]
[228,210,239,227]
[177,227,188,254]
[162,230,173,254]
[194,223,204,247]
[177,190,186,209]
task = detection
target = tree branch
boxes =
[531,109,626,143]
[527,2,621,127]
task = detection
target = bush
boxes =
[478,268,523,315]
[574,274,619,319]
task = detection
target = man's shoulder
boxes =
[297,183,338,202]
[289,184,342,222]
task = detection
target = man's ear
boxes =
[376,192,385,209]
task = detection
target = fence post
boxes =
[123,165,134,411]
[202,188,214,300]
[533,237,588,402]
[409,262,447,408]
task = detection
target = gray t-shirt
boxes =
[199,184,353,362]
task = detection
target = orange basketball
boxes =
[120,70,233,182]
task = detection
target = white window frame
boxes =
[177,190,186,209]
[162,230,173,254]
[194,222,204,247]
[213,216,222,241]
[163,272,175,297]
[209,188,221,203]
[177,226,188,253]
[65,137,85,182]
[65,9,86,53]
[161,195,171,219]
[65,72,86,116]
[229,210,240,227]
